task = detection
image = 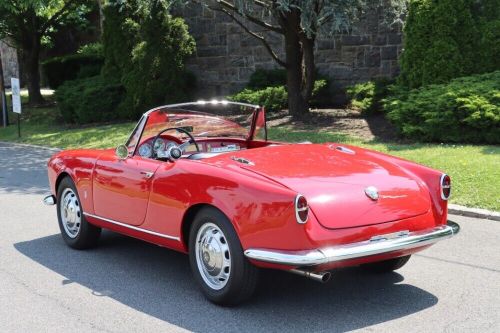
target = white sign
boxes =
[11,77,21,114]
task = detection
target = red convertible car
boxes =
[44,101,460,305]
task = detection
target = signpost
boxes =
[11,78,21,137]
[0,53,8,127]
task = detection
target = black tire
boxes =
[361,255,411,273]
[189,207,259,306]
[56,176,101,249]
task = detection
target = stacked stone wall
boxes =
[178,4,403,101]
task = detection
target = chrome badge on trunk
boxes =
[364,186,379,201]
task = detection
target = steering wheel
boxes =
[152,127,200,160]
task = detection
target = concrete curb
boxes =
[449,204,500,221]
[0,141,61,152]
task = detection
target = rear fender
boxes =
[172,161,313,251]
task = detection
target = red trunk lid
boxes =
[208,144,431,229]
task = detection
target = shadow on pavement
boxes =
[0,142,56,194]
[15,231,438,333]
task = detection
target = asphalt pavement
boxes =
[0,141,499,333]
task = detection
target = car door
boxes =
[92,151,160,226]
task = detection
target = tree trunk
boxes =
[18,9,44,106]
[282,10,316,119]
[300,36,316,108]
[97,0,105,33]
[20,36,44,106]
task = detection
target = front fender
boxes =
[47,149,106,214]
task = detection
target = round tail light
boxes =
[295,194,309,224]
[440,174,451,200]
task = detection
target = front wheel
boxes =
[189,207,259,306]
[361,255,411,273]
[56,177,101,249]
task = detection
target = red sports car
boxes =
[44,101,460,305]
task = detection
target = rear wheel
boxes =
[56,177,101,249]
[189,207,259,306]
[361,255,411,273]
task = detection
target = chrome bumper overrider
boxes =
[244,221,460,266]
[43,195,56,205]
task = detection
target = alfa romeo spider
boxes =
[44,101,460,305]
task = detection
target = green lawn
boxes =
[0,91,135,149]
[1,100,498,211]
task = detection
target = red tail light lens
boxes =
[440,174,451,200]
[295,194,309,224]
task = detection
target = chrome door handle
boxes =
[140,171,154,179]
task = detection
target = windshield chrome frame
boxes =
[143,100,260,116]
[125,100,263,157]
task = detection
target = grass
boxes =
[0,93,498,211]
[0,90,135,149]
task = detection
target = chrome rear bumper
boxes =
[244,221,460,266]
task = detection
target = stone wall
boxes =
[0,40,19,87]
[178,4,403,102]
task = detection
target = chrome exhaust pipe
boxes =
[289,269,332,283]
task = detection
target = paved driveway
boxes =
[0,142,499,333]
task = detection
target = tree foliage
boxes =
[0,0,93,104]
[399,0,500,89]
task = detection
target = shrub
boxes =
[230,79,328,112]
[346,78,392,114]
[100,0,195,119]
[55,76,125,124]
[42,54,104,89]
[399,0,500,88]
[384,71,500,144]
[77,42,104,57]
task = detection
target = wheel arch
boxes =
[180,203,230,251]
[55,171,73,195]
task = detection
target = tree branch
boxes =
[216,0,284,34]
[40,0,78,35]
[220,8,287,68]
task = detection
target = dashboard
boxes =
[137,136,247,159]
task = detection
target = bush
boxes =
[399,0,500,88]
[55,76,125,124]
[384,71,500,144]
[230,80,328,112]
[42,54,104,89]
[346,78,392,114]
[100,0,195,119]
[77,42,104,57]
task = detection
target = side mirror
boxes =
[115,145,129,160]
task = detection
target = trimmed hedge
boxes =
[229,80,328,112]
[55,76,125,124]
[384,71,500,144]
[42,54,104,89]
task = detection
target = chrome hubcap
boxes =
[195,223,231,290]
[60,188,81,238]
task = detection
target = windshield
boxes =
[141,103,258,142]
